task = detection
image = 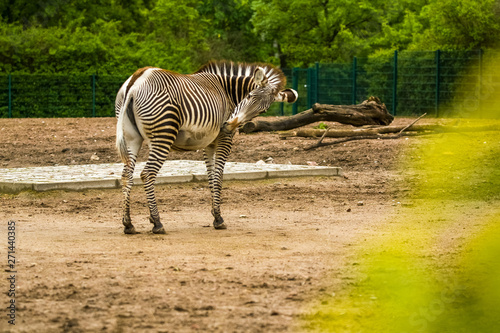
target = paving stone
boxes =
[0,182,33,194]
[0,160,342,193]
[33,179,118,192]
[223,171,268,181]
[267,166,342,178]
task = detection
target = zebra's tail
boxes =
[116,94,133,165]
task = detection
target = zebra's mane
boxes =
[195,60,286,91]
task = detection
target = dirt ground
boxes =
[0,116,462,332]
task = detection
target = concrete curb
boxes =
[0,161,342,193]
[32,179,119,192]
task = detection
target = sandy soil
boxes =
[0,117,443,332]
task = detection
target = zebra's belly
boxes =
[172,128,219,151]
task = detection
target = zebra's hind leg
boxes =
[122,159,138,234]
[141,155,169,234]
[121,138,143,234]
[141,119,179,234]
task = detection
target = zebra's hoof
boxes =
[124,226,138,234]
[213,218,227,230]
[152,226,166,234]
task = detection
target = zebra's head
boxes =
[224,67,298,133]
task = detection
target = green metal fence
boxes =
[0,74,128,118]
[284,49,492,117]
[0,50,496,118]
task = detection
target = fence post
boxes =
[292,68,298,115]
[307,67,314,108]
[315,62,319,104]
[352,57,357,105]
[8,74,12,118]
[92,74,96,117]
[392,50,398,116]
[435,49,441,117]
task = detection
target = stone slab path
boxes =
[0,161,342,193]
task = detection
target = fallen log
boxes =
[303,114,427,150]
[241,96,394,133]
[280,124,436,139]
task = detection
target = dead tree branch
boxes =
[303,114,427,150]
[241,97,394,133]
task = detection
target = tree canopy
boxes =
[0,0,498,74]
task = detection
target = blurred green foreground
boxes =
[301,62,500,332]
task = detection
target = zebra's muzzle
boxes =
[222,118,239,134]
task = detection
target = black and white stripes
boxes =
[115,60,296,234]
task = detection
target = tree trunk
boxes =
[241,97,394,133]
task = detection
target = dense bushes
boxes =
[1,0,499,75]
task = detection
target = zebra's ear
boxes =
[253,67,268,87]
[275,88,298,103]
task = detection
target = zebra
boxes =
[115,61,297,234]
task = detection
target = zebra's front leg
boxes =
[209,133,233,230]
[211,181,226,230]
[204,146,225,229]
[203,145,216,200]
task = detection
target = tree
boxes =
[412,0,500,50]
[196,0,266,63]
[1,0,499,75]
[251,0,430,67]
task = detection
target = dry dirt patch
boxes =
[0,117,420,332]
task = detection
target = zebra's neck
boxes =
[193,72,256,108]
[225,75,256,106]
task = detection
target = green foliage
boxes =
[314,122,329,130]
[251,0,431,67]
[414,0,500,50]
[1,0,499,118]
[197,0,266,62]
[1,0,499,74]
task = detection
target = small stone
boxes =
[256,160,266,165]
[174,306,188,312]
[307,161,318,166]
[90,153,100,161]
[357,201,364,206]
[265,157,274,164]
[239,215,248,218]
